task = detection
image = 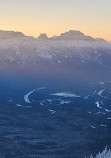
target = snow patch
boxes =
[84,95,90,99]
[16,104,31,108]
[60,100,71,104]
[24,87,46,104]
[95,101,102,109]
[95,101,111,112]
[88,111,92,114]
[24,89,36,104]
[98,89,105,96]
[46,99,53,105]
[101,124,107,127]
[107,118,111,120]
[51,92,80,98]
[91,126,96,129]
[95,111,105,115]
[49,109,56,115]
[98,89,108,99]
[16,104,22,107]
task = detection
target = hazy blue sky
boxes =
[0,0,111,40]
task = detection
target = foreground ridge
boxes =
[86,147,111,158]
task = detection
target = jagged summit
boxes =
[37,30,95,41]
[0,29,109,42]
[38,33,48,39]
[56,30,94,41]
[61,30,85,37]
[0,30,25,39]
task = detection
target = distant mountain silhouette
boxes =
[0,30,25,39]
[0,29,109,42]
[0,29,111,82]
[38,33,48,39]
[55,30,94,41]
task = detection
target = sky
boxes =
[0,0,111,41]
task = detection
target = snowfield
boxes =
[51,92,80,98]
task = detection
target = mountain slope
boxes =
[0,30,111,81]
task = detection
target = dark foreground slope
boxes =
[0,75,111,158]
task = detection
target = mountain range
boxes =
[0,30,111,82]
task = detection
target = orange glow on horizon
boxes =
[0,26,110,42]
[0,0,111,41]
